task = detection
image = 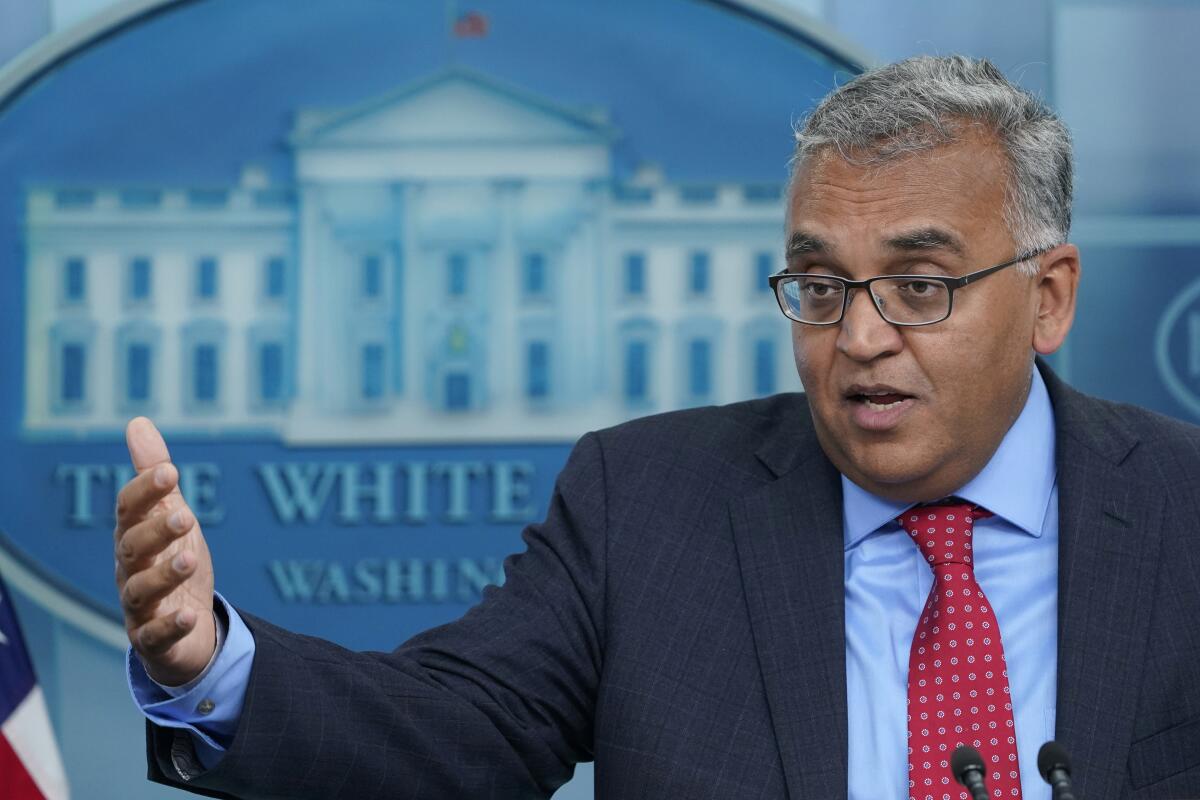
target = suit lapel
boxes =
[731,419,848,800]
[1044,365,1164,799]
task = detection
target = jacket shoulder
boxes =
[1042,362,1200,466]
[1056,388,1200,510]
[587,393,811,485]
[1081,393,1200,456]
[1105,400,1200,482]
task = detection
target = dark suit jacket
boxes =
[148,364,1200,799]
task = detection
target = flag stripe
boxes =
[0,573,69,800]
[0,730,47,800]
[3,686,69,800]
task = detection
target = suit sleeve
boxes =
[145,432,608,800]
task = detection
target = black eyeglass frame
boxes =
[767,248,1049,327]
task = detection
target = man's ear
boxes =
[1032,243,1080,355]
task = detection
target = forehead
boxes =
[786,133,1011,256]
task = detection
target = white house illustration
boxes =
[23,68,792,443]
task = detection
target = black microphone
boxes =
[951,745,990,800]
[1037,740,1077,800]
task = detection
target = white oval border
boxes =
[0,0,874,104]
[1154,275,1200,421]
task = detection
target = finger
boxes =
[121,550,196,626]
[114,461,179,534]
[126,416,174,475]
[132,607,199,658]
[115,506,193,574]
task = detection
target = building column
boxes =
[492,179,522,409]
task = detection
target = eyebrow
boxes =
[786,227,966,260]
[785,231,832,258]
[883,227,965,257]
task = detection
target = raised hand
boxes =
[114,417,216,686]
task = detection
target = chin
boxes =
[845,448,938,490]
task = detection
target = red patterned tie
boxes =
[898,502,1022,800]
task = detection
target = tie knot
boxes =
[896,502,990,567]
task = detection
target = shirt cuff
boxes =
[126,591,255,761]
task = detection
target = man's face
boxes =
[787,133,1044,502]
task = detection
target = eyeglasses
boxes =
[768,248,1047,327]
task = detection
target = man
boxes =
[115,56,1200,799]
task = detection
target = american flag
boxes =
[453,11,489,38]
[0,575,69,799]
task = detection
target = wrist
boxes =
[145,606,221,689]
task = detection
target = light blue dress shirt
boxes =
[127,592,253,770]
[130,369,1059,796]
[844,368,1058,800]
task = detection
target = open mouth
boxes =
[843,386,918,431]
[848,391,913,410]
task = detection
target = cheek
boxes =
[978,314,1034,377]
[791,333,809,374]
[791,327,831,381]
[919,327,1027,423]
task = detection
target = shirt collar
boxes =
[841,367,1057,550]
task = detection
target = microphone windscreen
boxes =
[1037,740,1072,781]
[950,744,986,784]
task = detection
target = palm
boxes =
[147,503,213,661]
[119,417,218,684]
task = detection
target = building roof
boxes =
[290,67,620,148]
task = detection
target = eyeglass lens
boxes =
[778,276,951,325]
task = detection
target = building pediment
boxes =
[292,68,618,148]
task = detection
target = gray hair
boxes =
[791,55,1073,275]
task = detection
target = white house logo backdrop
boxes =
[0,0,863,649]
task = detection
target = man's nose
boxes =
[836,288,904,362]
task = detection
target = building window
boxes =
[182,321,225,411]
[126,343,152,403]
[63,257,86,303]
[754,252,774,294]
[361,343,385,401]
[754,338,776,395]
[689,251,710,296]
[188,189,228,209]
[117,325,159,410]
[688,339,712,398]
[196,257,219,300]
[61,343,86,403]
[448,252,468,297]
[129,257,152,303]
[522,253,547,299]
[55,189,94,209]
[624,253,645,297]
[265,257,287,300]
[193,343,219,403]
[120,188,161,209]
[362,255,383,299]
[624,340,648,404]
[445,372,471,410]
[527,340,549,399]
[260,342,285,403]
[680,185,718,205]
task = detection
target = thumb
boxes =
[125,416,173,475]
